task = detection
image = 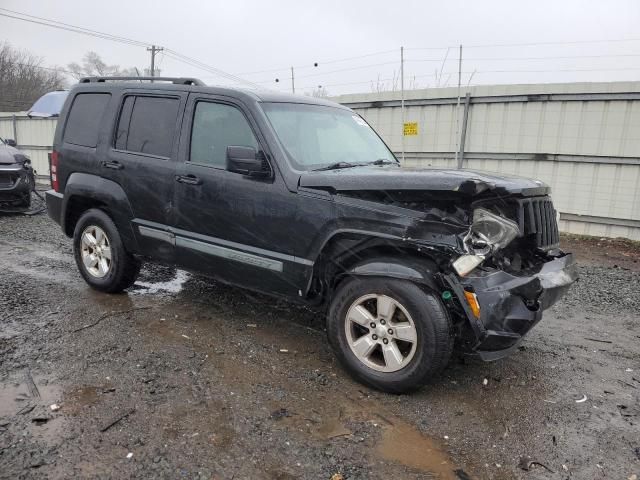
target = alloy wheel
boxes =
[80,225,112,278]
[344,293,418,372]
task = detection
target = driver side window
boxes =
[190,101,258,168]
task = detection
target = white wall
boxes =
[0,112,56,177]
[333,82,640,240]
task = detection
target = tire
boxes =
[327,276,453,393]
[73,208,140,293]
[17,193,31,209]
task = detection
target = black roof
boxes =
[74,76,346,109]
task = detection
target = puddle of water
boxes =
[316,416,352,439]
[133,270,190,295]
[0,377,62,417]
[134,295,462,478]
[273,394,459,478]
[63,385,104,415]
[377,420,458,480]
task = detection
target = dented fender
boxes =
[346,255,440,292]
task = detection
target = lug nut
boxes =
[372,334,378,340]
[370,322,376,328]
[380,319,386,325]
[388,329,393,335]
[382,338,389,344]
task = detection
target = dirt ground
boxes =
[0,212,638,480]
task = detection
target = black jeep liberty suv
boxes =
[46,77,577,393]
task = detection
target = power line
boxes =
[0,8,257,87]
[162,50,261,88]
[410,53,640,63]
[463,38,640,49]
[407,37,640,51]
[0,9,150,47]
[249,60,401,84]
[458,66,640,74]
[8,61,75,76]
[232,49,399,76]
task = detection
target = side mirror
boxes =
[4,139,17,147]
[226,146,270,178]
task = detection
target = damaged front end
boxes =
[0,149,35,211]
[337,187,577,361]
[442,195,578,360]
[303,166,577,361]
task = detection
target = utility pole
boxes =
[454,44,463,168]
[147,45,164,80]
[276,64,316,93]
[400,46,405,163]
[290,67,295,94]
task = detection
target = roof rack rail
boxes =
[79,76,205,86]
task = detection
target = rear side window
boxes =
[190,101,258,167]
[115,96,179,158]
[63,93,111,147]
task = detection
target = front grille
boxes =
[0,172,17,188]
[514,197,560,249]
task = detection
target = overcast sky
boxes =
[2,0,639,95]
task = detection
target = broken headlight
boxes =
[453,208,520,276]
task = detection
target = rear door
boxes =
[105,91,187,261]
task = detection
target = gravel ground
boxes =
[0,212,639,480]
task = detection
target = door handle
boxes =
[175,174,202,185]
[102,160,123,170]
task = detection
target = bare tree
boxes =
[370,71,401,93]
[67,52,139,79]
[0,42,67,112]
[307,86,330,98]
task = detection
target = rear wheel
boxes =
[73,208,140,293]
[327,277,453,393]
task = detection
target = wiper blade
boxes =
[368,159,396,165]
[312,161,364,171]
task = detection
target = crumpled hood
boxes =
[0,145,22,165]
[299,165,549,197]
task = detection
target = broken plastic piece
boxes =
[453,255,484,277]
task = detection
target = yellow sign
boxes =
[403,122,418,136]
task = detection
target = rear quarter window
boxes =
[63,93,111,147]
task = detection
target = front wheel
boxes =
[73,208,140,293]
[327,277,453,393]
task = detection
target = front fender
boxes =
[63,173,138,252]
[346,255,440,292]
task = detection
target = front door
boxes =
[172,94,308,297]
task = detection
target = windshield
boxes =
[262,102,396,171]
[28,91,69,117]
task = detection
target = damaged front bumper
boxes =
[446,253,577,360]
[0,164,33,207]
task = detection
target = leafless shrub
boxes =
[0,42,67,112]
[67,51,140,79]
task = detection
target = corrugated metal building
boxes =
[333,81,640,240]
[0,112,56,177]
